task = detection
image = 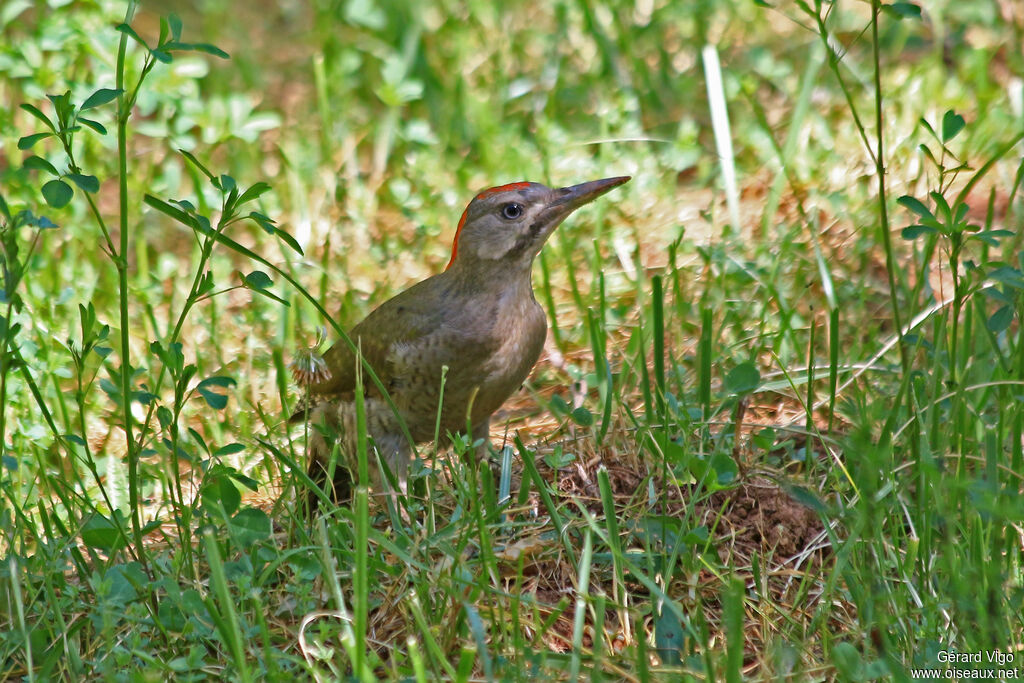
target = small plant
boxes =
[898,110,1022,387]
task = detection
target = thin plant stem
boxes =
[115,0,145,566]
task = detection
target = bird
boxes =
[293,175,630,508]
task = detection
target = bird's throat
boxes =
[447,252,538,297]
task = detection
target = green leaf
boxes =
[901,224,937,240]
[19,212,58,229]
[115,23,150,50]
[198,389,227,410]
[570,406,594,426]
[190,212,276,271]
[724,361,760,395]
[46,91,73,123]
[653,606,684,665]
[941,110,965,142]
[782,483,828,513]
[188,427,210,456]
[952,201,969,225]
[18,132,51,150]
[151,340,185,373]
[144,194,196,227]
[929,191,952,224]
[42,180,73,208]
[214,442,246,456]
[882,2,921,19]
[831,642,866,680]
[972,231,1004,247]
[981,230,1014,239]
[172,198,197,213]
[273,226,304,255]
[22,156,58,176]
[81,514,128,552]
[178,149,215,181]
[751,427,777,451]
[102,562,148,606]
[135,390,157,405]
[918,145,941,175]
[987,305,1013,333]
[248,211,303,256]
[896,195,933,219]
[230,471,259,491]
[67,174,100,193]
[217,174,236,192]
[196,270,215,296]
[190,43,230,59]
[248,211,274,233]
[543,448,576,469]
[243,270,273,290]
[682,525,709,545]
[229,507,271,546]
[168,13,183,40]
[198,376,235,389]
[64,433,87,446]
[157,405,173,429]
[988,267,1024,290]
[202,471,242,515]
[77,117,107,135]
[218,479,242,515]
[711,453,738,485]
[237,182,271,206]
[81,88,122,110]
[225,186,239,213]
[241,270,288,305]
[19,103,55,131]
[983,286,1013,306]
[631,515,681,545]
[197,375,236,410]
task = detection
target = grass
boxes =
[1,0,1023,680]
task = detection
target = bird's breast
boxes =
[466,296,547,413]
[385,283,548,439]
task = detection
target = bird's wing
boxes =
[304,275,476,398]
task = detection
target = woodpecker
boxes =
[295,176,630,507]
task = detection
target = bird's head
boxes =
[445,176,630,271]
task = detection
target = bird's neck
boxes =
[446,256,537,296]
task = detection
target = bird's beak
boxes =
[545,176,631,221]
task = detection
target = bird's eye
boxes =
[501,203,523,220]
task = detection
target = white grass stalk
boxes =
[702,44,742,232]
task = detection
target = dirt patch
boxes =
[705,478,825,560]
